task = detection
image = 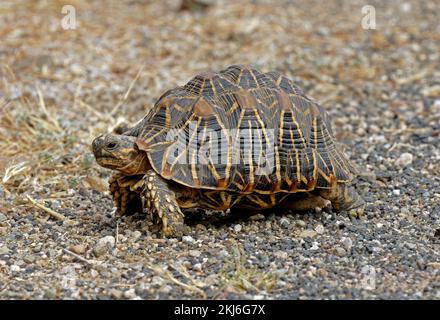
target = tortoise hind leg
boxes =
[319,184,365,218]
[279,193,331,212]
[130,170,188,238]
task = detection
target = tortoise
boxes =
[92,65,364,237]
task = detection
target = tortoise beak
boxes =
[92,135,111,159]
[92,135,107,158]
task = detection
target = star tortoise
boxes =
[92,65,365,237]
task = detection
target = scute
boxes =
[134,65,355,193]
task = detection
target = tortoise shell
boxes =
[131,65,354,194]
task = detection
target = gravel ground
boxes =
[0,0,439,299]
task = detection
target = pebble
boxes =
[93,236,116,257]
[131,231,142,241]
[341,237,353,251]
[299,230,317,238]
[195,224,207,232]
[110,289,123,299]
[193,263,202,271]
[69,244,86,255]
[189,250,201,258]
[182,235,195,244]
[335,247,347,256]
[0,246,10,255]
[279,218,290,228]
[0,227,6,236]
[10,265,20,272]
[296,220,306,227]
[393,189,401,196]
[0,213,7,222]
[234,224,242,233]
[123,289,137,299]
[274,250,288,260]
[23,255,35,264]
[395,152,413,167]
[249,214,265,221]
[315,224,325,234]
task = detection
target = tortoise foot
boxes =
[131,170,188,238]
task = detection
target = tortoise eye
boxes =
[106,142,118,150]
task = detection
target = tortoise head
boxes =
[92,134,149,175]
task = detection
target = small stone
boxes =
[131,231,142,240]
[109,289,123,299]
[315,224,325,234]
[279,218,290,228]
[299,230,317,238]
[392,189,401,196]
[195,224,207,232]
[341,237,353,251]
[193,263,202,271]
[189,249,201,258]
[69,244,86,255]
[23,255,35,264]
[0,227,6,236]
[406,242,416,250]
[218,250,229,257]
[334,247,347,256]
[274,250,288,260]
[123,289,137,299]
[0,213,7,222]
[158,285,172,294]
[234,224,242,233]
[395,152,413,167]
[296,220,306,227]
[310,242,319,250]
[417,258,426,270]
[93,236,116,257]
[249,214,265,221]
[0,246,10,255]
[10,265,20,272]
[182,235,195,244]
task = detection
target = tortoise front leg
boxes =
[130,170,188,238]
[109,173,143,216]
[319,184,365,218]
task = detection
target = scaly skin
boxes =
[109,173,143,216]
[130,170,189,237]
[319,184,365,218]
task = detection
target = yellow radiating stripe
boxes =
[169,116,199,173]
[192,123,207,183]
[279,110,284,148]
[212,112,230,183]
[320,118,340,179]
[252,106,272,187]
[248,120,255,186]
[295,150,301,182]
[275,146,281,187]
[249,69,259,88]
[165,105,171,128]
[313,116,318,149]
[312,149,318,181]
[246,195,269,208]
[227,101,240,116]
